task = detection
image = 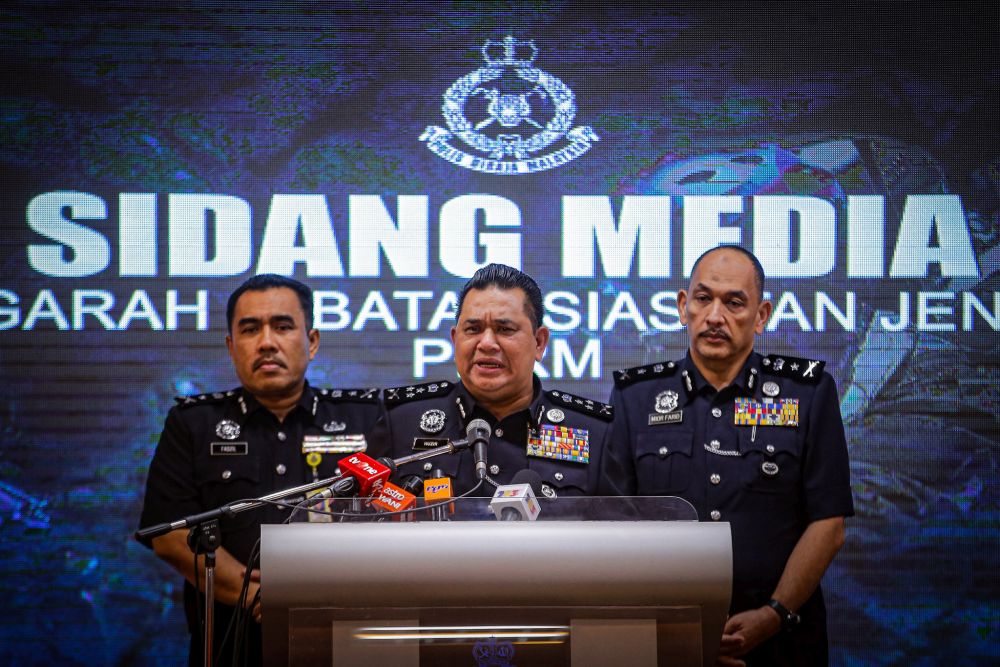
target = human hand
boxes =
[246,581,262,623]
[715,606,781,665]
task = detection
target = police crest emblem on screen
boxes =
[421,36,598,174]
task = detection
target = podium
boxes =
[261,497,731,666]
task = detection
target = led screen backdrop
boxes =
[1,1,998,664]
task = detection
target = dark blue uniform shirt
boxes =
[602,351,854,666]
[369,376,613,497]
[138,383,384,667]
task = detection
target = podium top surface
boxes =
[292,494,699,522]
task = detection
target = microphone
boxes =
[423,475,454,520]
[511,468,544,497]
[465,418,491,481]
[489,470,543,522]
[298,475,358,507]
[370,481,417,514]
[399,475,424,495]
[338,453,392,496]
[386,426,481,469]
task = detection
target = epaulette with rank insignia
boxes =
[761,354,825,384]
[383,380,456,408]
[316,387,379,403]
[546,390,614,422]
[173,389,239,408]
[613,360,680,389]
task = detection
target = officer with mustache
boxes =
[601,246,854,667]
[137,274,384,667]
[369,263,614,497]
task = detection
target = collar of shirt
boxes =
[458,375,543,442]
[680,351,762,402]
[237,382,316,422]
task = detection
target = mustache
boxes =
[699,328,730,340]
[253,356,287,370]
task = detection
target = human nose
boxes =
[257,326,278,351]
[476,328,500,352]
[705,299,726,325]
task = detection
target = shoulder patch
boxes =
[761,355,826,384]
[316,387,379,403]
[613,361,680,389]
[546,390,614,422]
[383,380,456,408]
[173,389,238,408]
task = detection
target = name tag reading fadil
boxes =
[210,442,248,456]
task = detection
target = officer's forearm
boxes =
[152,529,260,608]
[769,515,846,612]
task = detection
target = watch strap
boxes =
[768,598,801,632]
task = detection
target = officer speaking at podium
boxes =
[136,274,384,666]
[601,247,854,667]
[369,263,613,497]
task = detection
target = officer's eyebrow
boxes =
[460,316,518,327]
[692,282,750,301]
[236,314,297,328]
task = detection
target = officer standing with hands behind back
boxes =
[369,263,613,497]
[601,247,854,667]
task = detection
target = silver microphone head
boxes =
[466,418,491,441]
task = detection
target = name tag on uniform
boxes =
[211,442,248,456]
[527,424,590,464]
[734,398,799,427]
[302,434,367,454]
[412,437,450,451]
[648,411,683,425]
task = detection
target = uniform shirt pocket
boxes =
[193,454,262,531]
[194,455,262,503]
[738,429,801,495]
[528,459,589,496]
[394,452,463,483]
[635,431,695,495]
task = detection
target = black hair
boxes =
[456,263,544,330]
[689,246,766,301]
[226,274,313,332]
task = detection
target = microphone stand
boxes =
[135,472,352,667]
[187,520,220,667]
[134,442,472,667]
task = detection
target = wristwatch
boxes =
[768,598,801,632]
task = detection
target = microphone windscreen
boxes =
[510,469,544,496]
[466,418,491,440]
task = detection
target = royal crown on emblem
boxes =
[482,36,538,68]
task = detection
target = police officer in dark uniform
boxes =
[137,274,383,667]
[369,264,613,496]
[601,247,854,667]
